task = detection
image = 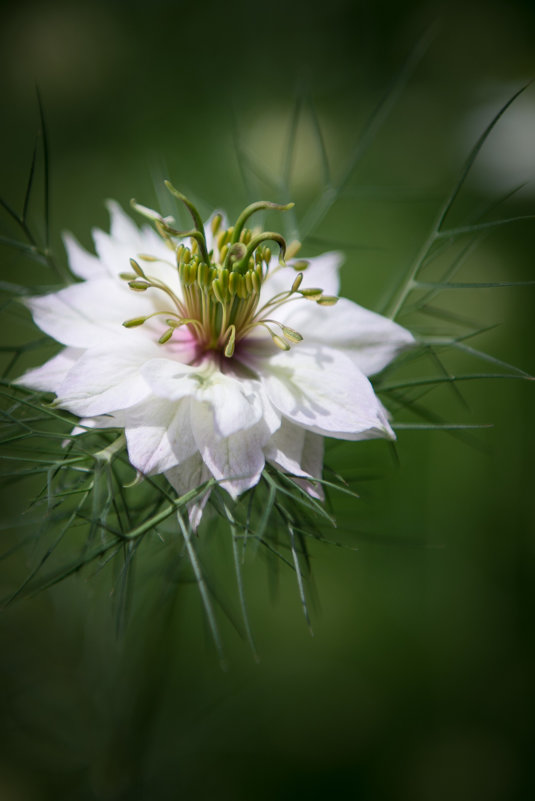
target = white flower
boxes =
[17,191,414,526]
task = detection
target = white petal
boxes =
[258,345,394,440]
[264,418,307,475]
[265,422,324,499]
[194,373,265,438]
[190,399,275,498]
[92,201,172,279]
[63,233,106,281]
[282,297,415,376]
[55,342,157,416]
[24,279,156,348]
[142,360,274,438]
[16,348,82,393]
[124,397,196,475]
[141,358,208,401]
[265,420,324,479]
[294,432,325,500]
[165,453,212,530]
[69,414,122,437]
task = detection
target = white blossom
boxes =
[17,193,414,526]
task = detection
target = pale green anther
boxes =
[119,272,137,281]
[219,243,229,263]
[236,274,248,299]
[130,258,146,278]
[300,287,323,299]
[175,244,184,265]
[282,326,303,343]
[229,271,240,295]
[128,280,150,291]
[264,247,272,265]
[220,269,229,292]
[159,328,174,344]
[122,316,147,328]
[271,334,290,351]
[230,200,294,245]
[245,271,253,295]
[251,270,261,294]
[224,325,236,358]
[187,262,198,285]
[291,259,309,271]
[211,214,222,236]
[291,273,303,292]
[212,279,225,304]
[317,296,338,306]
[198,262,209,287]
[182,248,192,264]
[286,240,302,259]
[217,230,229,251]
[166,319,181,327]
[138,253,160,262]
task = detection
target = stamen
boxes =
[125,191,336,360]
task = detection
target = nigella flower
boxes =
[17,185,414,526]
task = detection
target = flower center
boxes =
[121,184,337,358]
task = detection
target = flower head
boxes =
[18,187,414,525]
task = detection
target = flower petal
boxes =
[92,201,172,279]
[165,453,212,530]
[55,342,158,416]
[190,395,278,498]
[256,345,394,440]
[16,347,83,393]
[265,421,325,499]
[24,279,158,348]
[142,360,275,438]
[63,234,106,281]
[124,397,196,475]
[282,297,415,376]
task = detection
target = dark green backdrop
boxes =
[0,1,534,799]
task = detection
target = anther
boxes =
[286,240,302,259]
[300,287,323,300]
[159,328,174,344]
[224,325,236,358]
[281,326,303,343]
[211,214,223,236]
[122,316,147,328]
[291,273,303,292]
[128,280,150,292]
[130,258,146,278]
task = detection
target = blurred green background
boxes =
[1,0,534,799]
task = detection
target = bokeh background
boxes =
[1,0,534,799]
